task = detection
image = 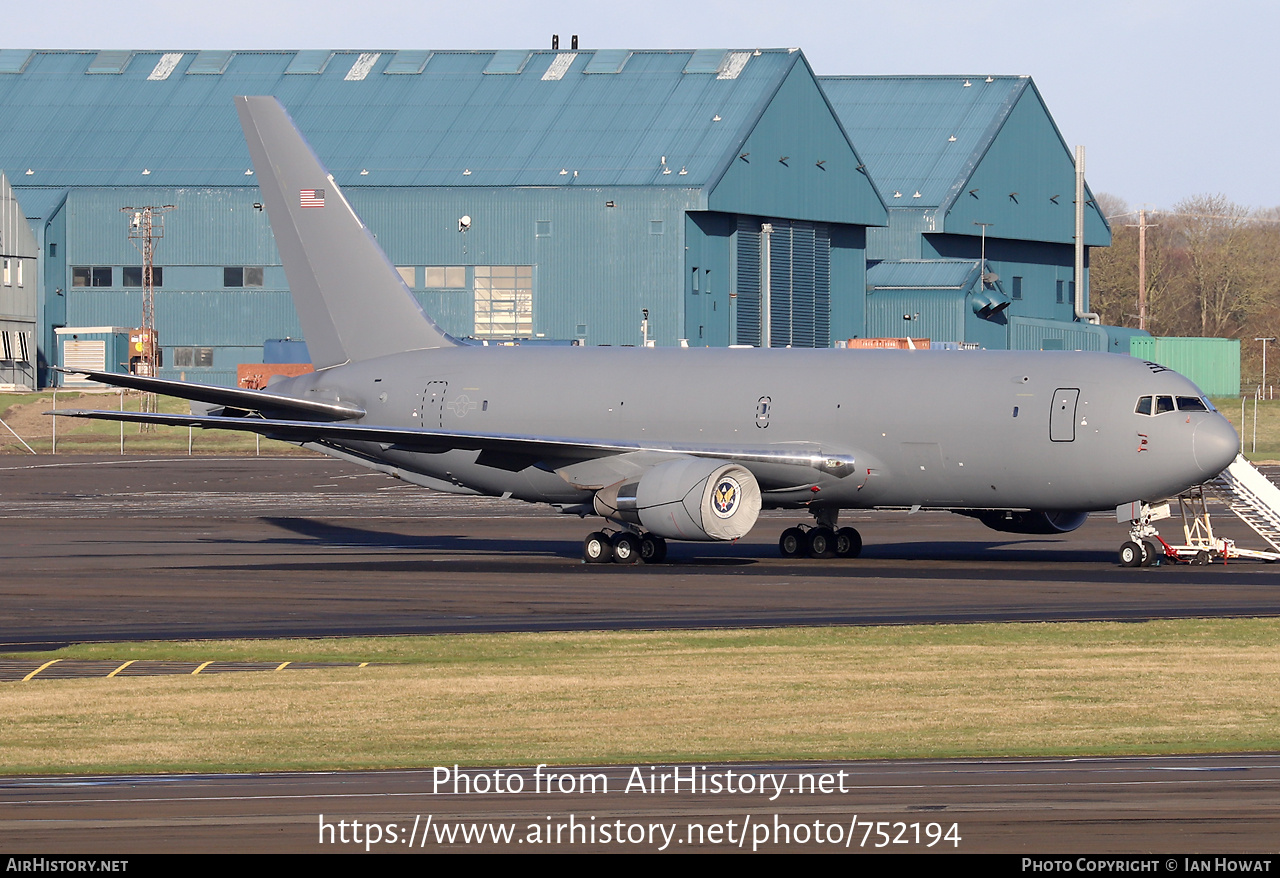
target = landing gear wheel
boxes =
[639,534,667,564]
[806,527,836,559]
[779,527,805,558]
[1119,541,1143,567]
[1194,550,1212,566]
[611,532,641,565]
[1141,539,1160,567]
[834,527,862,558]
[583,532,613,564]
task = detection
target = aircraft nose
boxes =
[1192,415,1240,475]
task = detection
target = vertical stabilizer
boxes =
[236,96,458,368]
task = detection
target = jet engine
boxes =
[593,458,762,541]
[968,509,1090,535]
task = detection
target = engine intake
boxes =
[593,458,762,541]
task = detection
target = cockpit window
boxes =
[1155,395,1175,414]
[1135,396,1153,416]
[1177,396,1208,412]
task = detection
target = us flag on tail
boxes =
[300,188,325,208]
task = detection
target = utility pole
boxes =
[1119,208,1158,331]
[1137,209,1148,331]
[122,205,175,423]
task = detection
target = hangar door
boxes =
[735,218,830,348]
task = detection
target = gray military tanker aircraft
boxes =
[53,97,1240,565]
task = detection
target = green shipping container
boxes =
[1129,336,1241,397]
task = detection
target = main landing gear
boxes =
[582,530,668,565]
[778,510,862,559]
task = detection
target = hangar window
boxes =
[474,265,533,339]
[2,259,8,285]
[1011,276,1022,300]
[72,267,113,287]
[224,267,263,287]
[172,346,214,368]
[123,267,163,287]
[424,266,466,288]
[396,267,416,287]
[1056,280,1065,304]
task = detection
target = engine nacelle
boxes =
[969,509,1090,535]
[593,458,762,541]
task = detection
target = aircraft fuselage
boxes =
[271,345,1239,515]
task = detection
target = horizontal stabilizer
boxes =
[55,368,364,421]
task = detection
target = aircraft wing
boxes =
[48,408,859,479]
[55,368,364,420]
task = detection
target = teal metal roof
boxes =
[867,259,981,290]
[819,75,1028,208]
[0,49,805,189]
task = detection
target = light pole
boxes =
[1257,337,1276,398]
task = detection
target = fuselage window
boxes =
[1176,396,1208,412]
[1135,396,1153,416]
[1155,395,1175,414]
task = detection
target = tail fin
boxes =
[236,96,458,369]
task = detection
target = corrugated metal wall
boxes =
[865,290,964,342]
[1129,337,1241,397]
[1009,316,1106,352]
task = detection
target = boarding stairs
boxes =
[1207,454,1280,555]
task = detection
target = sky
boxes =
[9,0,1278,214]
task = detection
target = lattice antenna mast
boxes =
[122,205,175,418]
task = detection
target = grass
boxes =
[0,390,312,456]
[1216,396,1280,462]
[3,620,1280,775]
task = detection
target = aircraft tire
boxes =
[639,534,667,564]
[612,532,641,565]
[583,532,613,564]
[1119,541,1143,567]
[807,527,836,559]
[834,527,862,558]
[1141,540,1160,567]
[779,527,805,558]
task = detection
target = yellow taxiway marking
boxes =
[107,660,136,678]
[22,660,60,681]
[192,661,213,675]
[275,662,290,672]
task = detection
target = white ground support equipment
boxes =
[1117,455,1280,565]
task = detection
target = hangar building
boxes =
[0,48,1125,388]
[821,75,1135,354]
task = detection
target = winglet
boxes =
[235,96,459,368]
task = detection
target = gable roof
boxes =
[819,75,1029,208]
[821,75,1109,245]
[0,48,811,189]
